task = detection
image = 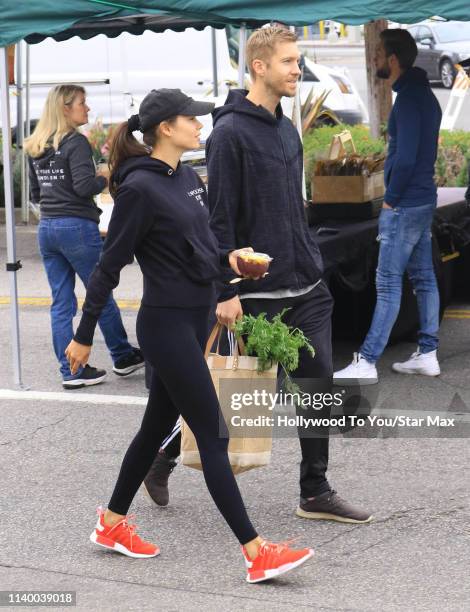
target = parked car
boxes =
[298,55,365,125]
[406,20,470,88]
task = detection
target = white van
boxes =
[8,27,365,139]
[13,27,237,130]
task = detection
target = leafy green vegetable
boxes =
[233,308,315,394]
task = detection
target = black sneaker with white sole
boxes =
[62,365,107,389]
[113,348,145,377]
[296,490,373,524]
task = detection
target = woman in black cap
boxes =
[65,89,313,582]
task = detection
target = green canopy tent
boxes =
[1,1,470,46]
[1,1,469,387]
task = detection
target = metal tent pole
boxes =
[15,42,27,223]
[291,26,307,200]
[211,28,218,97]
[0,46,24,388]
[238,24,247,87]
[25,41,31,222]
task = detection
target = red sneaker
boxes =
[242,540,314,583]
[90,507,160,559]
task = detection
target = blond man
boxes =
[206,26,372,523]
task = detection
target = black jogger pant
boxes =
[108,305,258,545]
[242,281,334,498]
[160,282,334,498]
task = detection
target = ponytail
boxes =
[108,114,175,196]
[108,118,151,196]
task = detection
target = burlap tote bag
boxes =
[181,323,278,474]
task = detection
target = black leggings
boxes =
[108,305,258,545]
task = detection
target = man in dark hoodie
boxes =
[466,163,470,205]
[206,25,372,524]
[462,60,470,205]
[334,29,442,386]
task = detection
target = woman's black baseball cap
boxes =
[128,88,215,132]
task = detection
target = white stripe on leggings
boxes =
[161,419,181,449]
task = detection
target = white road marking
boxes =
[0,389,147,405]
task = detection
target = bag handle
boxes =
[204,322,246,359]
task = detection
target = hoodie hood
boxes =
[33,131,76,168]
[212,89,284,127]
[393,66,430,92]
[34,146,56,169]
[113,155,181,184]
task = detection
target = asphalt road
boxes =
[0,225,469,610]
[301,45,470,131]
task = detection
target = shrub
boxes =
[436,130,470,187]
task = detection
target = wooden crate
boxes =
[312,171,385,204]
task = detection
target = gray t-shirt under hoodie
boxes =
[28,131,106,223]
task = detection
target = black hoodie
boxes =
[74,156,226,346]
[466,161,470,204]
[28,132,106,223]
[206,89,324,302]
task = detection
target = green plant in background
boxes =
[436,130,470,187]
[233,308,315,394]
[296,88,341,134]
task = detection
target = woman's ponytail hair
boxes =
[108,114,157,196]
[108,113,176,196]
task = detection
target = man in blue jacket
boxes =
[207,25,372,523]
[334,28,442,385]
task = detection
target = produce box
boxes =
[312,171,385,204]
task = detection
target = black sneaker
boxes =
[143,451,177,507]
[113,348,145,377]
[296,490,373,524]
[62,365,107,390]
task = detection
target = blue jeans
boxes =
[38,217,133,380]
[360,204,439,363]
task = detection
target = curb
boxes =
[0,209,39,225]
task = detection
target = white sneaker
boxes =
[333,353,378,386]
[392,349,440,376]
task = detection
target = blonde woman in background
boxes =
[25,85,144,388]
